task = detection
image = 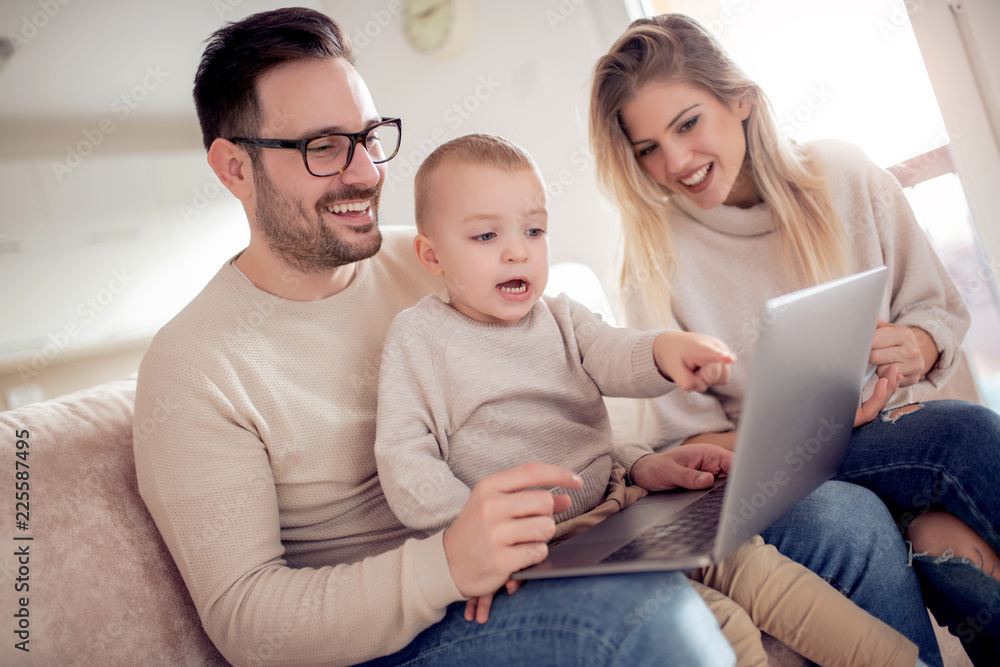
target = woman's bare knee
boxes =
[908,510,1000,579]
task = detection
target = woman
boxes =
[589,13,1000,667]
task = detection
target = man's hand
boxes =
[653,331,736,392]
[855,363,901,427]
[629,443,733,492]
[442,463,582,599]
[870,319,938,387]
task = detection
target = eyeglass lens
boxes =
[305,123,400,176]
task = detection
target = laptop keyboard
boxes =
[600,483,726,564]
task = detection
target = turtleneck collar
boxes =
[670,191,775,237]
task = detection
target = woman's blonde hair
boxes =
[589,14,849,323]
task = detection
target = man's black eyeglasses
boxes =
[231,117,402,177]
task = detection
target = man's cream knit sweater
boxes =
[134,227,461,667]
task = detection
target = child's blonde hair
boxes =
[414,133,539,233]
[589,14,849,323]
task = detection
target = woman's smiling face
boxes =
[619,80,759,210]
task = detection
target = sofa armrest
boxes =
[0,378,227,666]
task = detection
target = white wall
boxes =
[334,0,631,280]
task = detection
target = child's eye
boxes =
[526,228,545,238]
[679,115,699,132]
[472,232,495,242]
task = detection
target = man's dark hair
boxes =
[193,7,354,152]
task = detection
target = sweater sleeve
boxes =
[619,291,737,451]
[375,308,473,534]
[554,294,680,468]
[559,295,676,399]
[134,347,461,667]
[860,151,971,391]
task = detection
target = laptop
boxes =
[514,266,888,579]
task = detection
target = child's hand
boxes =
[464,579,522,624]
[630,442,733,492]
[653,331,736,392]
[464,594,495,624]
[696,361,728,387]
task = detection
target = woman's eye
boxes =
[472,232,496,242]
[637,144,657,158]
[679,116,699,132]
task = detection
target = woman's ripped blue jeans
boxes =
[836,399,1000,666]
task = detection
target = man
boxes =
[133,8,734,665]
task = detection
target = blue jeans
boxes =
[834,399,1000,667]
[357,571,735,666]
[760,480,944,666]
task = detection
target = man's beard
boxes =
[252,165,383,274]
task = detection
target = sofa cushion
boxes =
[0,377,227,666]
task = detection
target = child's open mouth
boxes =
[497,279,528,295]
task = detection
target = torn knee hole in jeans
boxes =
[907,543,1000,577]
[907,540,933,567]
[908,548,956,570]
[882,403,923,423]
[907,540,959,567]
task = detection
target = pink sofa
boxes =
[0,378,227,666]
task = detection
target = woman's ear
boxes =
[414,233,444,276]
[734,89,754,121]
[207,138,254,201]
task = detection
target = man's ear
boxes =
[413,233,444,276]
[207,138,254,201]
